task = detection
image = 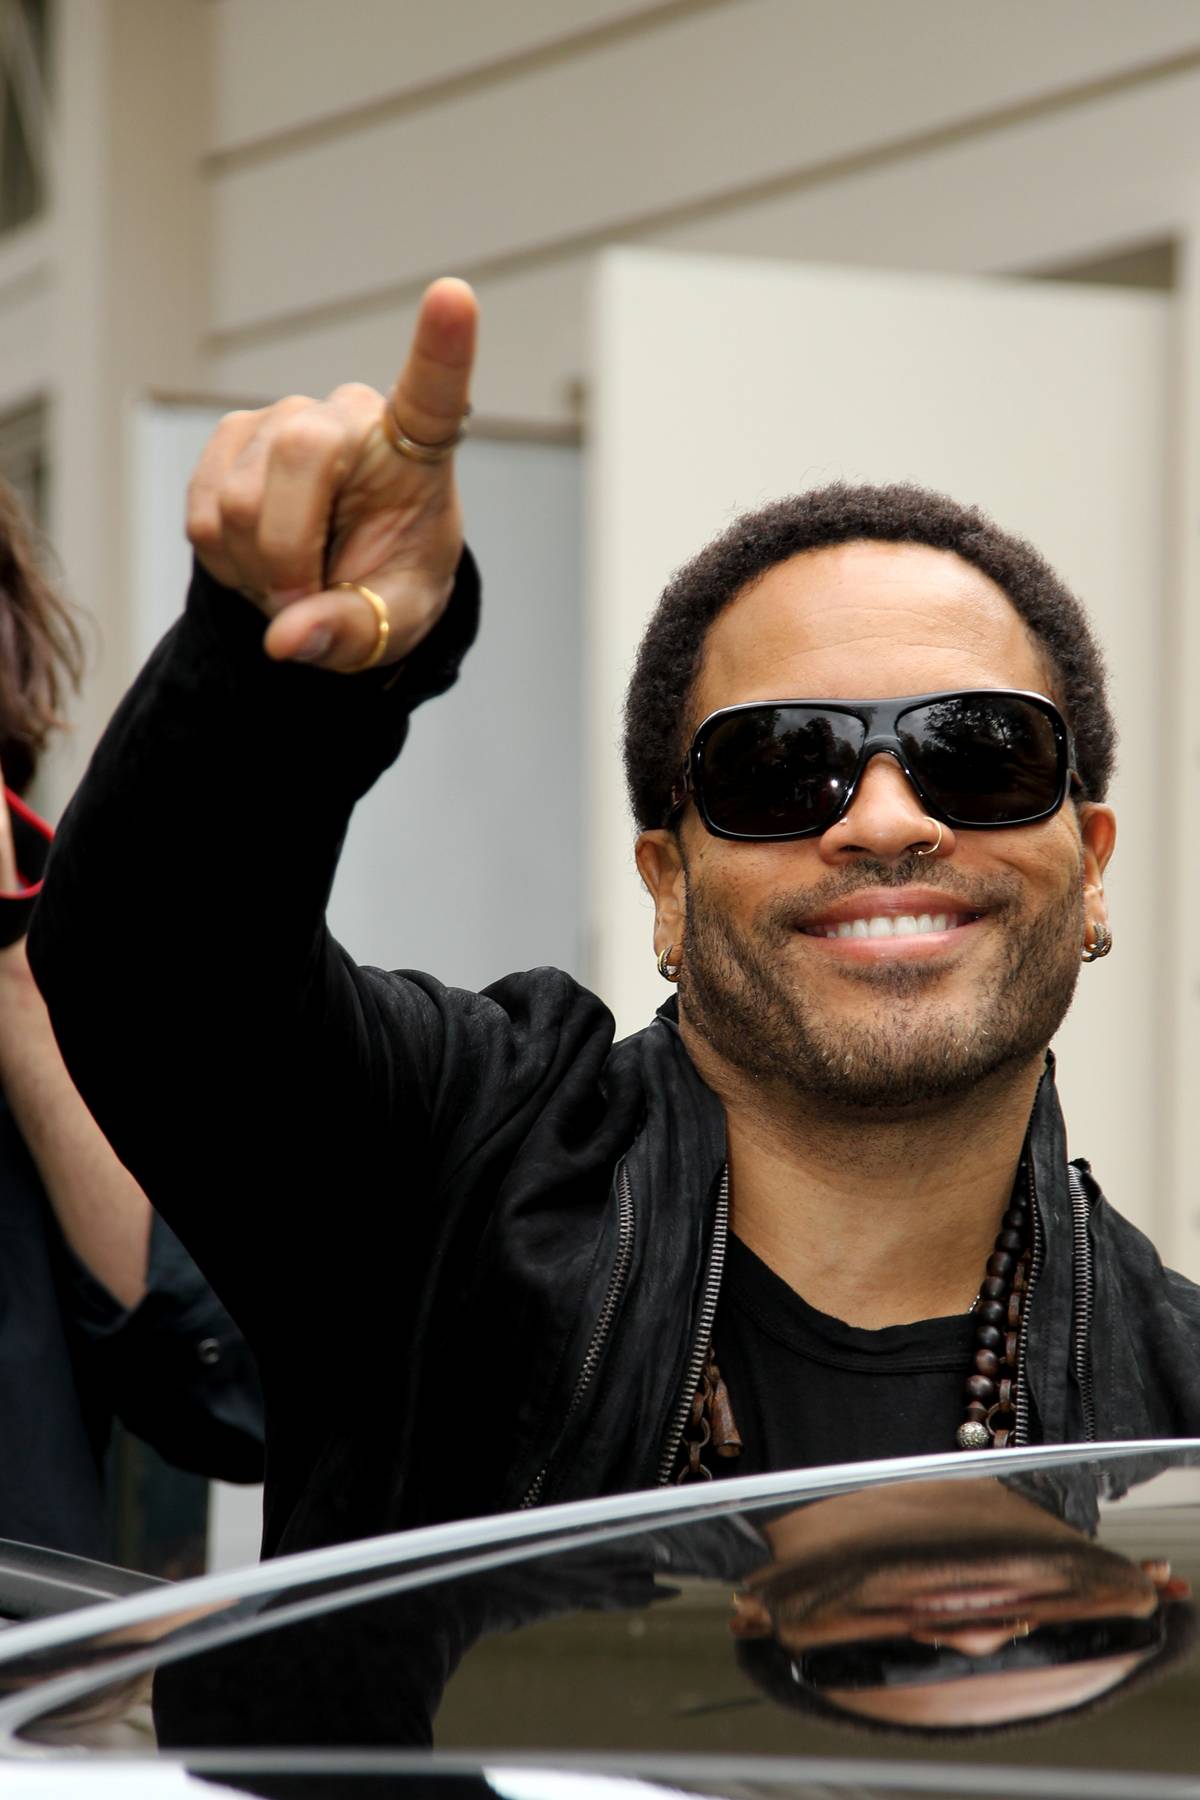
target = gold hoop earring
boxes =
[1082,921,1112,963]
[656,944,682,982]
[914,818,944,858]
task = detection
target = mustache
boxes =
[748,855,1025,934]
[753,1532,1143,1628]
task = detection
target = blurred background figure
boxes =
[0,473,262,1574]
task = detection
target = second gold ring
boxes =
[332,581,390,673]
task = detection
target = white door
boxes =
[585,248,1170,1247]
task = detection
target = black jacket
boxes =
[28,554,1200,1560]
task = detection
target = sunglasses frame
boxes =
[790,1609,1165,1694]
[669,688,1081,842]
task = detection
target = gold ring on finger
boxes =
[382,400,471,465]
[333,581,390,673]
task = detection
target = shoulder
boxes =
[358,961,628,1139]
[1082,1162,1200,1325]
[360,962,615,1063]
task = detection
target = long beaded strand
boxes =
[956,1178,1033,1449]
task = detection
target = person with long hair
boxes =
[0,477,263,1560]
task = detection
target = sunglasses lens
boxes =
[699,707,864,837]
[899,695,1064,825]
[798,1613,1162,1693]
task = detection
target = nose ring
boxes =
[914,818,944,858]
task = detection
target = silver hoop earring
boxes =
[656,945,682,982]
[914,818,944,858]
[1082,921,1112,963]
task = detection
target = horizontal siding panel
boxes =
[208,60,1200,430]
[207,259,590,428]
[209,0,662,153]
[208,0,1200,337]
[650,63,1200,279]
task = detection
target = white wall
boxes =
[327,434,584,988]
[203,3,1200,429]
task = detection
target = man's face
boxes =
[637,541,1115,1113]
[733,1520,1169,1730]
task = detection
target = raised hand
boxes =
[187,278,477,672]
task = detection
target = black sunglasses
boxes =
[668,689,1081,842]
[792,1611,1165,1693]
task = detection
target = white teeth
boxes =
[814,911,964,940]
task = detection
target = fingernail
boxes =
[290,627,333,663]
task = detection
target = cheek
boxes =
[960,818,1082,904]
[1020,823,1085,903]
[685,834,817,910]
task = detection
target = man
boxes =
[0,475,263,1558]
[28,278,1200,1560]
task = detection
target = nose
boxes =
[910,1623,1028,1656]
[818,751,957,863]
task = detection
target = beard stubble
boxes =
[679,853,1084,1113]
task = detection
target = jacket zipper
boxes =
[1066,1162,1097,1441]
[1012,1159,1041,1446]
[1013,1160,1097,1445]
[656,1164,731,1485]
[518,1160,636,1509]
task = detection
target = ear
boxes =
[728,1590,774,1639]
[635,829,688,962]
[1140,1560,1192,1601]
[1078,802,1116,932]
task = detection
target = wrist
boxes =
[0,937,46,1071]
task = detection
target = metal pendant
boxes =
[956,1421,991,1450]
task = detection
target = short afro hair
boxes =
[622,482,1115,833]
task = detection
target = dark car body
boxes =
[0,1441,1198,1796]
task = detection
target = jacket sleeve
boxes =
[65,1211,265,1483]
[28,553,486,1361]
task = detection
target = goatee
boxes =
[679,854,1083,1114]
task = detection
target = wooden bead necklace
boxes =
[956,1181,1033,1450]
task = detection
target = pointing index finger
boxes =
[388,277,478,449]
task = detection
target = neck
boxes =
[681,1022,1045,1329]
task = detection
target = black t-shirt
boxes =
[710,1233,977,1476]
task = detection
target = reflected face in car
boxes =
[730,1477,1185,1729]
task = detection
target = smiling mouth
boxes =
[801,911,982,941]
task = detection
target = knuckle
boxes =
[270,411,343,470]
[328,381,380,410]
[257,517,314,567]
[186,505,220,554]
[217,477,261,533]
